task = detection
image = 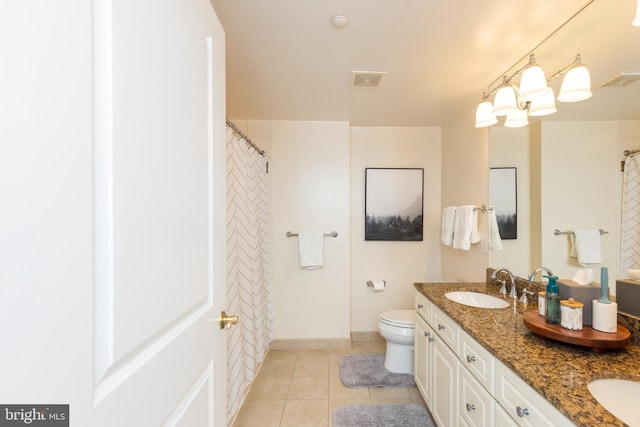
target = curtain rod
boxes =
[226,118,267,157]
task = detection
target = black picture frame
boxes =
[489,167,517,240]
[365,168,424,241]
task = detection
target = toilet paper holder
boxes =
[367,280,386,289]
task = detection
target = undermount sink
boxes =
[588,379,640,426]
[445,291,510,309]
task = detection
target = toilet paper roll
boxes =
[592,300,618,333]
[373,280,386,292]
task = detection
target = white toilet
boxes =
[378,309,415,374]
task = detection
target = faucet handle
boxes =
[497,279,507,295]
[519,288,534,304]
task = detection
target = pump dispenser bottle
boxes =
[545,275,561,324]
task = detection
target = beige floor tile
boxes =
[281,399,329,427]
[259,356,297,378]
[293,357,330,377]
[370,395,416,405]
[328,356,341,377]
[328,376,371,399]
[352,342,386,353]
[288,376,329,399]
[409,387,427,406]
[232,399,285,427]
[246,376,291,401]
[369,386,412,399]
[264,349,300,361]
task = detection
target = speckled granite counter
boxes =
[414,281,640,427]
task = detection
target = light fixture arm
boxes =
[481,54,538,101]
[546,54,583,82]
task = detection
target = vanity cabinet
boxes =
[415,290,576,427]
[414,293,458,427]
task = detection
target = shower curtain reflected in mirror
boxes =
[226,125,274,422]
[620,154,640,279]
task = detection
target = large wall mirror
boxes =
[487,0,640,293]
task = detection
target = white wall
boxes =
[440,123,489,282]
[349,127,442,332]
[537,121,619,286]
[270,121,351,340]
[488,127,531,278]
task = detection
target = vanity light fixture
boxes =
[474,53,592,128]
[634,0,640,26]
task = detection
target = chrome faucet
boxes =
[528,266,554,282]
[490,267,517,299]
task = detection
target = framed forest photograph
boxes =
[489,167,517,239]
[365,168,424,241]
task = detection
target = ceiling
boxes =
[210,0,640,127]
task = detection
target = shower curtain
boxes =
[225,126,275,421]
[620,154,640,278]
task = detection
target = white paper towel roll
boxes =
[373,280,386,292]
[592,300,618,333]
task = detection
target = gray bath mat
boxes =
[338,354,415,388]
[333,404,434,427]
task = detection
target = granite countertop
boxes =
[414,281,640,427]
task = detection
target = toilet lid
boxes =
[380,310,415,328]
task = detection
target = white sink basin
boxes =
[588,379,640,426]
[445,291,510,309]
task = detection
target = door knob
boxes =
[219,311,239,329]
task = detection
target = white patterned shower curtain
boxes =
[225,126,275,422]
[620,154,640,278]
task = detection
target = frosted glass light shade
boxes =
[557,65,592,102]
[528,87,557,116]
[493,86,518,116]
[475,101,498,127]
[504,108,528,128]
[634,0,640,26]
[519,65,548,102]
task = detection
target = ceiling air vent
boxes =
[595,72,640,88]
[351,70,387,88]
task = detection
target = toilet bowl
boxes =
[378,309,415,374]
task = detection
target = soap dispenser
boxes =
[545,275,561,324]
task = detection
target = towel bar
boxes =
[554,229,608,236]
[286,231,338,237]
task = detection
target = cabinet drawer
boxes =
[415,292,432,323]
[495,361,574,427]
[459,367,495,427]
[460,328,495,395]
[432,306,458,351]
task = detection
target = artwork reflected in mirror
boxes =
[365,168,424,241]
[489,167,517,240]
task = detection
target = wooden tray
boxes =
[523,311,631,353]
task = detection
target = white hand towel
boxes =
[482,206,502,251]
[441,206,457,246]
[298,232,324,269]
[452,205,477,251]
[570,229,602,266]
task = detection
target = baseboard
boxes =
[350,331,384,343]
[269,337,352,350]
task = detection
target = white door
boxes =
[0,1,229,426]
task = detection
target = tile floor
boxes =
[231,341,427,427]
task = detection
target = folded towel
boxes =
[298,232,324,269]
[452,205,478,251]
[482,205,502,251]
[570,229,602,266]
[441,206,457,246]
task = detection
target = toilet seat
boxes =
[379,310,415,329]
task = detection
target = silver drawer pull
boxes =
[466,355,476,363]
[424,331,430,337]
[438,324,445,330]
[466,403,475,412]
[417,303,424,309]
[516,406,529,417]
[428,336,434,342]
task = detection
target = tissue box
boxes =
[558,279,602,325]
[616,279,640,317]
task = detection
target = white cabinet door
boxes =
[459,367,495,427]
[414,313,432,404]
[0,1,228,425]
[431,333,458,427]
